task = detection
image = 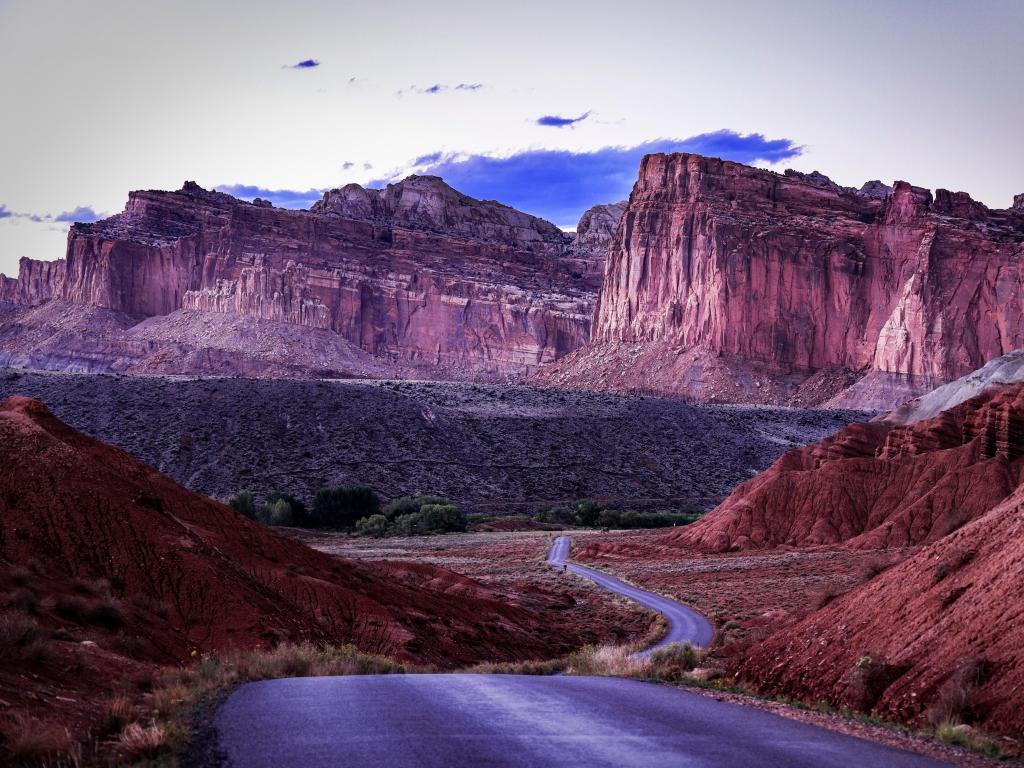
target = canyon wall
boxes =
[0,177,615,379]
[536,153,1024,407]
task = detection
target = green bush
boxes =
[355,514,389,538]
[310,486,381,529]
[383,494,450,520]
[535,507,575,525]
[419,504,467,533]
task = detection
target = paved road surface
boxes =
[216,674,953,768]
[546,535,714,653]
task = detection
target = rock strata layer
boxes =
[535,153,1024,408]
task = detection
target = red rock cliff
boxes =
[537,153,1024,407]
[1,178,614,378]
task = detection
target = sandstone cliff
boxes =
[0,178,617,379]
[535,153,1024,407]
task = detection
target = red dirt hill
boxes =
[664,384,1024,551]
[737,482,1024,735]
[0,395,557,666]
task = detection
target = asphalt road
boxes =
[546,535,714,653]
[216,674,954,768]
[214,536,954,767]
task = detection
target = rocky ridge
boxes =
[534,153,1024,408]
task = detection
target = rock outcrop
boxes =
[535,153,1024,408]
[0,177,618,379]
[664,384,1024,551]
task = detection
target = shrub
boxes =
[310,486,381,528]
[849,653,905,711]
[647,643,704,681]
[419,504,467,533]
[927,657,992,726]
[0,613,48,664]
[55,595,89,623]
[85,597,127,629]
[228,490,257,519]
[355,514,389,538]
[383,494,450,520]
[597,509,622,528]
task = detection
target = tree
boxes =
[310,486,381,529]
[383,494,450,520]
[228,490,257,520]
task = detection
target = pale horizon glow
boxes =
[1,0,1022,276]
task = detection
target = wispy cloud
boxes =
[372,130,802,227]
[0,205,11,219]
[536,111,591,128]
[397,82,484,96]
[286,58,320,69]
[215,184,325,209]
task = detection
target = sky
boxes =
[1,0,1022,276]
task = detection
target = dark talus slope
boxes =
[0,370,865,512]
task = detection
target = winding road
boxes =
[214,535,954,768]
[546,535,714,653]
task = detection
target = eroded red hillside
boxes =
[0,394,564,666]
[737,485,1024,735]
[663,384,1024,551]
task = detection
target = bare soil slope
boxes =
[737,485,1024,735]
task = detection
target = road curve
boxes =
[216,674,954,768]
[546,535,714,653]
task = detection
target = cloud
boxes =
[373,130,802,227]
[215,184,325,209]
[0,205,11,219]
[54,206,102,223]
[287,59,320,69]
[536,111,591,128]
[398,83,484,96]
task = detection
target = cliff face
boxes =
[536,153,1024,407]
[0,178,615,379]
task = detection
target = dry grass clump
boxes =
[463,658,567,675]
[567,644,651,677]
[117,723,166,761]
[0,714,81,767]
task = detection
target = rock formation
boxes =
[664,384,1024,551]
[534,153,1024,408]
[0,177,619,379]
